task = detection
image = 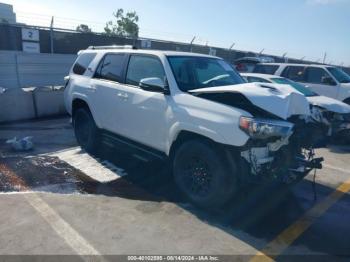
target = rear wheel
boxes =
[73,108,100,153]
[172,139,238,209]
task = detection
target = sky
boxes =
[2,0,350,65]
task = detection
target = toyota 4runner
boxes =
[64,46,323,208]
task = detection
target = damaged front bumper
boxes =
[238,134,324,185]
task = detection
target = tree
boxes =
[76,24,92,33]
[104,9,139,38]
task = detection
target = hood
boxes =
[189,83,310,120]
[307,95,350,114]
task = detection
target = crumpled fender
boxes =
[307,96,350,114]
[190,83,310,120]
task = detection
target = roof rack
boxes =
[87,45,137,50]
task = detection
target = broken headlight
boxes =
[333,113,350,122]
[239,117,294,139]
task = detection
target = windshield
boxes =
[327,67,350,83]
[271,77,317,97]
[167,56,245,92]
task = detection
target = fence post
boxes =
[50,16,54,53]
[14,53,21,89]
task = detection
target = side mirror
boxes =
[139,77,170,94]
[321,76,336,86]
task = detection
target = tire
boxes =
[73,108,100,153]
[172,139,238,209]
[333,130,350,144]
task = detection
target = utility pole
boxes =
[190,36,196,52]
[50,16,54,54]
[323,52,327,64]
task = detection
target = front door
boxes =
[303,67,339,99]
[117,54,170,152]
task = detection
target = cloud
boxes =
[306,0,346,5]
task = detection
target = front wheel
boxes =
[73,108,100,153]
[172,139,238,209]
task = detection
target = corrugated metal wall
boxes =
[0,51,76,89]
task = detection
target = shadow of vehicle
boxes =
[0,141,349,258]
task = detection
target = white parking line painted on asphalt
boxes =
[47,147,126,183]
[24,193,103,256]
[323,164,350,175]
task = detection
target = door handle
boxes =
[88,85,97,92]
[117,93,128,100]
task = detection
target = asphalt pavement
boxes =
[0,117,349,261]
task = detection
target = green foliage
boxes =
[76,24,92,33]
[104,8,139,38]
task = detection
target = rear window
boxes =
[253,64,279,75]
[95,53,126,82]
[281,66,305,82]
[72,53,96,75]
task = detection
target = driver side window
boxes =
[305,67,333,85]
[126,55,165,87]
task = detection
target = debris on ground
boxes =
[6,137,34,151]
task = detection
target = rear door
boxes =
[90,53,128,133]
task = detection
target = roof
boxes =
[257,63,335,68]
[80,47,219,59]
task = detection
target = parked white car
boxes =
[242,73,350,143]
[253,63,350,104]
[64,46,323,208]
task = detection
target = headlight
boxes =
[333,113,345,121]
[310,106,324,123]
[239,117,294,139]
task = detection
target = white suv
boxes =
[64,46,323,208]
[254,63,350,103]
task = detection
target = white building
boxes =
[0,3,16,24]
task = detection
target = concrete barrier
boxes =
[0,87,67,123]
[0,88,36,123]
[33,88,67,118]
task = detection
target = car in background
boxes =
[253,63,350,104]
[234,56,275,73]
[242,73,350,143]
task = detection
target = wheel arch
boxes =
[71,98,102,128]
[343,97,350,105]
